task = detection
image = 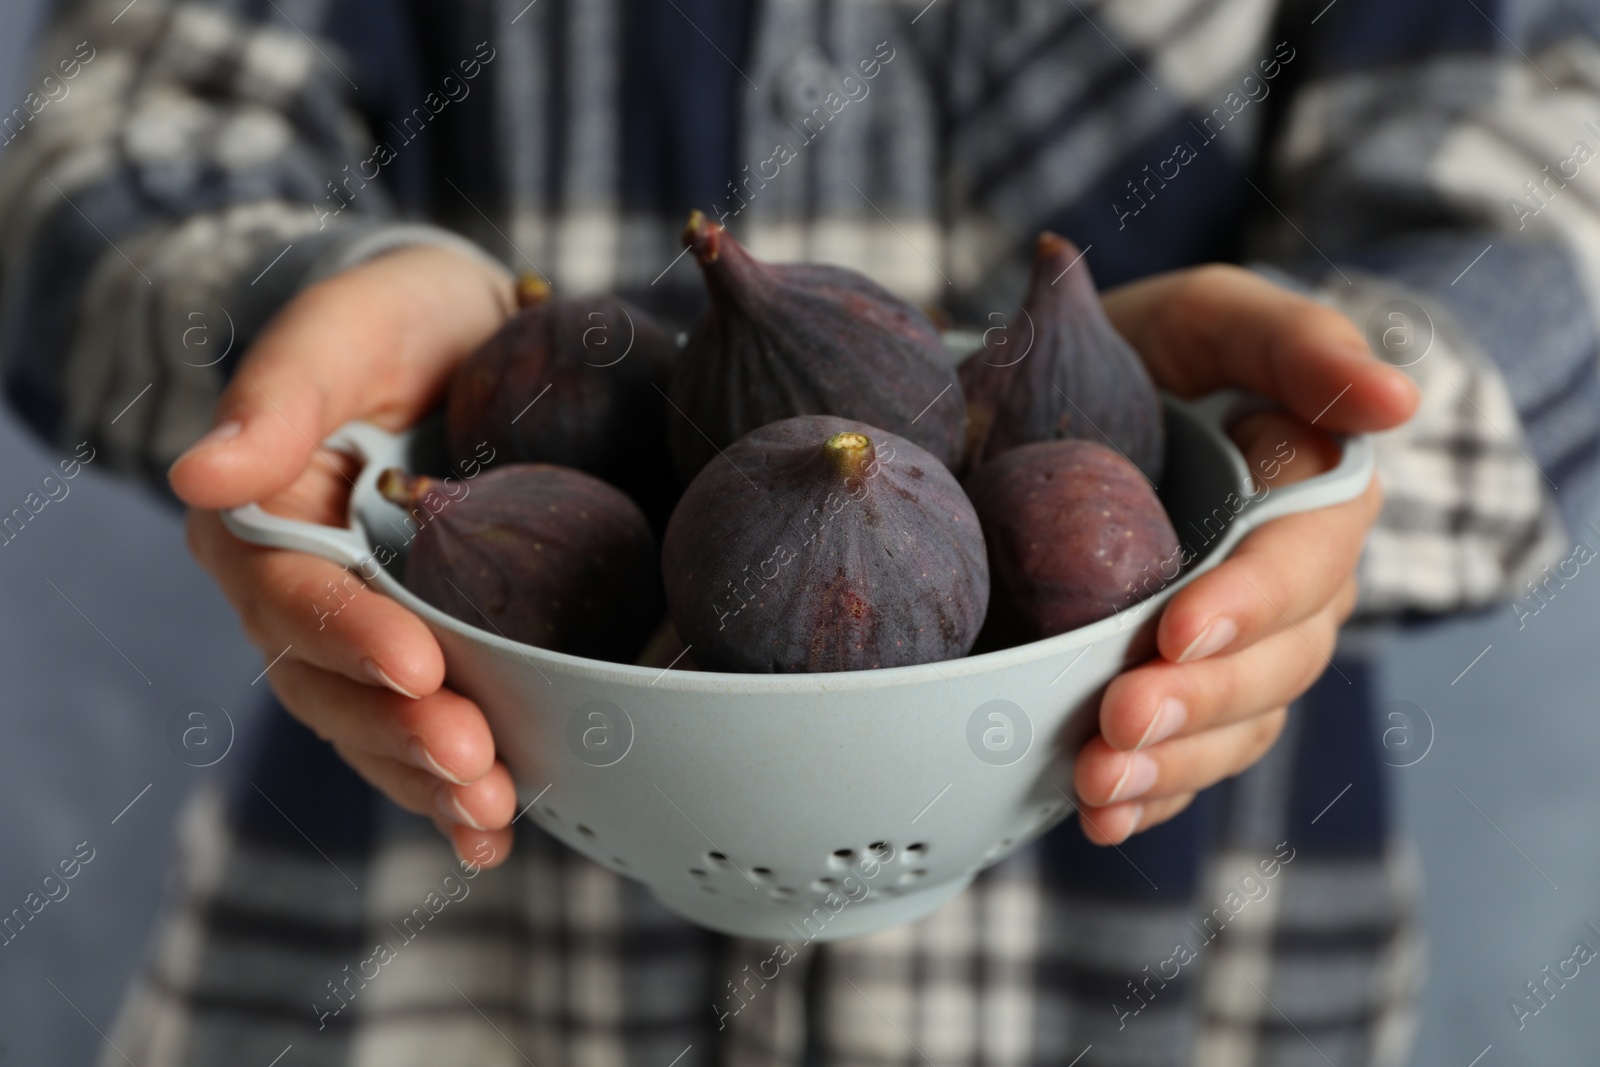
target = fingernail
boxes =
[171,420,242,469]
[1113,804,1144,844]
[1107,752,1159,803]
[1177,616,1237,663]
[435,784,485,831]
[364,657,422,700]
[408,738,469,787]
[1136,696,1188,749]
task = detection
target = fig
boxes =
[379,464,662,663]
[965,440,1179,645]
[661,415,988,673]
[667,212,964,483]
[959,233,1165,483]
[443,276,681,528]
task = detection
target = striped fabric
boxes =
[0,0,1593,1063]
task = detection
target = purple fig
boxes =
[380,464,662,663]
[960,233,1165,482]
[666,211,965,484]
[443,276,681,529]
[965,439,1179,645]
[661,415,988,673]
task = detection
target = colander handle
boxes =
[221,504,372,568]
[219,420,404,568]
[1187,389,1377,536]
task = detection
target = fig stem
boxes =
[822,431,876,480]
[378,468,432,510]
[1036,231,1073,259]
[682,209,723,264]
[515,273,552,308]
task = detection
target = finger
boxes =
[1078,792,1196,846]
[169,245,514,510]
[268,659,495,785]
[1102,264,1419,434]
[1227,408,1341,489]
[1074,708,1289,809]
[1100,600,1339,751]
[1150,397,1357,664]
[1331,572,1359,624]
[434,818,515,870]
[187,510,445,697]
[334,743,517,832]
[1154,464,1379,666]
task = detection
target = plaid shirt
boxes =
[2,0,1596,1063]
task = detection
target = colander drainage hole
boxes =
[751,866,773,878]
[611,856,627,868]
[707,851,729,865]
[897,869,928,885]
[543,806,559,821]
[868,841,889,853]
[906,842,927,854]
[811,878,835,891]
[770,887,795,897]
[576,825,596,838]
[700,885,718,894]
[688,868,708,879]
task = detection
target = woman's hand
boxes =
[170,244,520,867]
[1071,265,1419,844]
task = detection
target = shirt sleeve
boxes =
[1252,4,1600,618]
[0,0,506,489]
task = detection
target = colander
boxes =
[222,383,1372,941]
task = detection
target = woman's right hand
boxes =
[170,243,521,867]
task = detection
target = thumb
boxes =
[169,245,513,510]
[1103,265,1421,436]
[165,300,344,511]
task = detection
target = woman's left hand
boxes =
[1070,265,1418,844]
